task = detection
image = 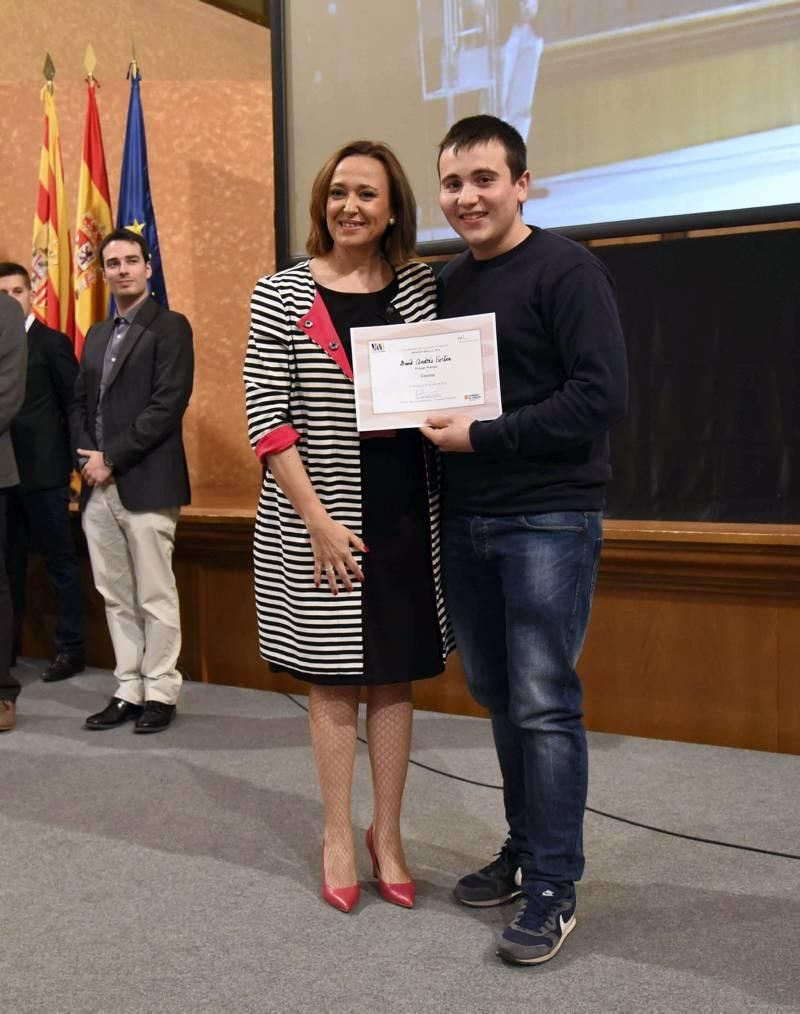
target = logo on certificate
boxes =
[370,342,385,352]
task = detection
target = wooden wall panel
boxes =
[582,590,779,751]
[19,508,800,756]
[0,0,271,497]
[776,604,800,754]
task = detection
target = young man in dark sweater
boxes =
[422,116,628,965]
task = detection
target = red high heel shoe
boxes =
[321,845,360,913]
[365,825,416,909]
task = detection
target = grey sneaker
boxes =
[496,882,577,965]
[453,841,524,907]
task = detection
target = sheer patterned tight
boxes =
[309,682,413,889]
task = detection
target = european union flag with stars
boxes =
[116,67,168,307]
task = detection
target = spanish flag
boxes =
[74,75,113,359]
[31,81,74,342]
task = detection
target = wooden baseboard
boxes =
[20,499,800,755]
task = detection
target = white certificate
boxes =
[351,313,501,432]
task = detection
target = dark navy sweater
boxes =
[437,227,628,514]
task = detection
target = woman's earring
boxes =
[389,217,396,226]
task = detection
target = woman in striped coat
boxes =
[244,141,453,912]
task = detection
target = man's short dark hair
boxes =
[438,115,528,182]
[98,228,152,268]
[0,262,31,287]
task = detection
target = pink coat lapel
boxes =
[296,290,353,381]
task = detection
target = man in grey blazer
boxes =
[71,228,194,734]
[0,292,28,732]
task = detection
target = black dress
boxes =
[293,279,443,686]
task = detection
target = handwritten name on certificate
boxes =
[351,313,501,432]
[369,330,484,414]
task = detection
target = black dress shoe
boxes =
[42,653,86,682]
[85,698,143,730]
[134,701,176,734]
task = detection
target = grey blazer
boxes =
[71,296,194,511]
[0,293,28,490]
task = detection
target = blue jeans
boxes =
[443,510,603,888]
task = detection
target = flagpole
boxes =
[42,52,55,95]
[84,43,97,85]
[130,37,139,80]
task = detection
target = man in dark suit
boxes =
[71,228,194,733]
[0,292,28,731]
[0,263,86,682]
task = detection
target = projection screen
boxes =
[271,0,800,265]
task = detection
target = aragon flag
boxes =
[74,73,113,359]
[31,76,75,341]
[116,65,168,307]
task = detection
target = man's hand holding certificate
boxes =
[351,312,502,433]
[419,412,476,453]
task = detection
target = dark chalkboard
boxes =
[432,227,800,522]
[593,228,800,522]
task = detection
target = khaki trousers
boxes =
[82,481,182,705]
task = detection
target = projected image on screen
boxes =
[418,1,543,148]
[282,0,800,257]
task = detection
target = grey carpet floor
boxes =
[2,662,799,1014]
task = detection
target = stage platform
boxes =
[2,664,798,1013]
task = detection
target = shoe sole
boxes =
[42,664,86,683]
[84,712,143,731]
[84,721,138,730]
[134,714,176,734]
[454,888,523,908]
[497,915,576,965]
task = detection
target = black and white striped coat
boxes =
[244,259,454,678]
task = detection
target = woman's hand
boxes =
[264,445,367,596]
[307,514,367,595]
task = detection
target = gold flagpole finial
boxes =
[84,44,97,82]
[129,38,139,79]
[43,53,55,93]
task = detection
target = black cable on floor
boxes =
[283,693,800,863]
